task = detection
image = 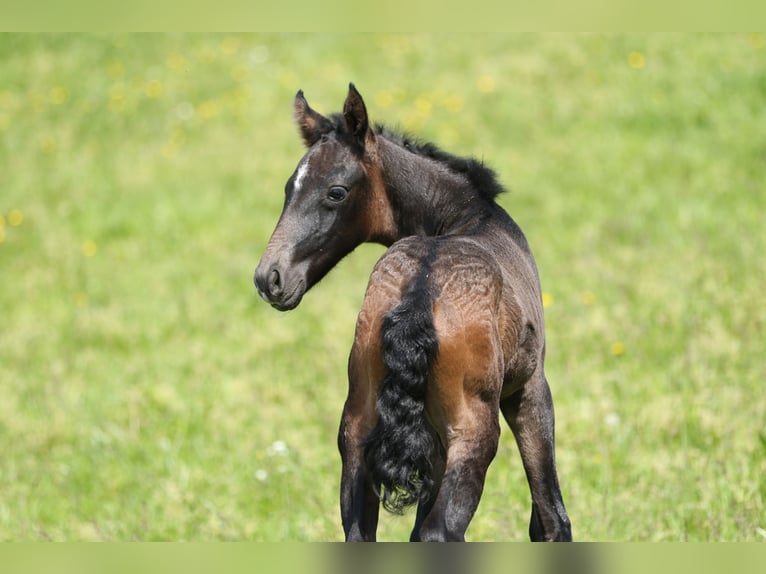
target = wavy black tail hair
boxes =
[364,248,439,514]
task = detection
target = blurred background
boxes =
[0,33,764,541]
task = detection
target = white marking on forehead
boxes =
[294,159,309,192]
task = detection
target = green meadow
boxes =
[1,34,764,541]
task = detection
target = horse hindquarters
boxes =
[413,276,507,541]
[340,239,509,542]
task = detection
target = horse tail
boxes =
[364,253,439,514]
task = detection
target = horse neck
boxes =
[373,138,494,244]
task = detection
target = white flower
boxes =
[248,46,270,65]
[268,440,288,456]
[605,413,620,428]
[175,102,194,121]
[255,469,268,482]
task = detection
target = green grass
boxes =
[1,33,765,541]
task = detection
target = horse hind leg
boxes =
[409,435,446,541]
[419,338,502,541]
[500,370,572,541]
[338,404,381,541]
[338,331,383,541]
[416,395,501,542]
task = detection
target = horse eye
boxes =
[327,186,348,203]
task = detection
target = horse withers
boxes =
[254,84,571,542]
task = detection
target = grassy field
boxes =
[1,34,764,541]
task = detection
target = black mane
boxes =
[328,113,507,204]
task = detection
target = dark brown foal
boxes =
[255,84,571,541]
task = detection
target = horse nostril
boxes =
[269,268,282,295]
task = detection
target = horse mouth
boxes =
[267,280,305,312]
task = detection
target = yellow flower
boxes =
[8,209,23,226]
[477,75,496,94]
[628,51,646,70]
[166,52,187,72]
[82,240,97,257]
[196,100,220,121]
[582,291,596,306]
[144,80,164,99]
[415,95,432,115]
[109,83,126,113]
[49,86,69,105]
[107,61,125,80]
[542,292,553,308]
[220,36,241,57]
[610,341,626,356]
[375,90,394,109]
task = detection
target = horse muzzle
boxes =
[254,261,306,312]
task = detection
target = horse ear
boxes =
[294,90,333,147]
[343,83,373,151]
